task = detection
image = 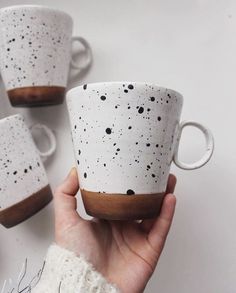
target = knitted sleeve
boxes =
[32,244,120,293]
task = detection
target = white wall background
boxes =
[0,0,235,292]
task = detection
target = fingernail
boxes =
[166,193,176,203]
[69,167,77,177]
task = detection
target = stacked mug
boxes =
[0,5,92,227]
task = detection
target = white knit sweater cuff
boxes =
[33,244,120,293]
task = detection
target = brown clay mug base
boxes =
[81,190,165,220]
[0,185,53,228]
[7,86,65,107]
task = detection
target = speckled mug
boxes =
[66,82,214,220]
[0,114,56,228]
[0,5,92,107]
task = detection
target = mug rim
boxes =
[0,5,73,23]
[66,82,183,103]
[0,113,23,124]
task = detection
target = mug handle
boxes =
[30,124,57,158]
[173,121,214,170]
[70,36,92,71]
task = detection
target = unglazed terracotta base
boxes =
[0,185,52,228]
[81,190,165,220]
[8,86,65,107]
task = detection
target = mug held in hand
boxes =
[66,82,214,220]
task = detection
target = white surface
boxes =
[0,0,235,292]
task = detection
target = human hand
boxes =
[54,168,176,293]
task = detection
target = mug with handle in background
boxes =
[0,114,56,228]
[66,82,214,220]
[0,5,92,107]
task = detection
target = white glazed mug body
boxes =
[0,5,73,90]
[0,5,92,106]
[67,82,184,195]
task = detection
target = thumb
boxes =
[59,167,80,195]
[54,168,82,233]
[148,194,176,256]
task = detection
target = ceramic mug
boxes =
[0,5,92,107]
[0,114,56,228]
[66,82,214,220]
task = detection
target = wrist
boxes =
[33,244,119,293]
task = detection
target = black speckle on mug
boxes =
[100,95,106,101]
[128,84,134,90]
[138,107,144,114]
[126,189,135,195]
[84,172,87,178]
[105,128,112,134]
[83,84,87,90]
